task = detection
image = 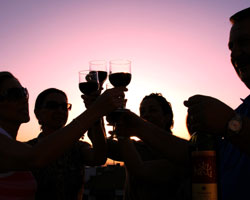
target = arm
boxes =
[80,119,107,166]
[81,89,124,162]
[118,138,189,183]
[0,87,127,171]
[115,111,190,166]
[184,94,250,155]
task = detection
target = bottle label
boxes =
[192,150,218,200]
[192,183,218,200]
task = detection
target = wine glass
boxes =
[78,70,99,95]
[107,59,132,139]
[89,60,108,89]
[109,59,131,91]
[109,59,131,110]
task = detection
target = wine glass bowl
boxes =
[109,59,131,110]
[109,59,131,88]
[78,70,99,95]
[89,60,108,87]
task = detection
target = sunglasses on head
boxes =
[43,101,72,111]
[0,87,29,102]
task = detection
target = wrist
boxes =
[87,101,105,120]
[225,114,243,139]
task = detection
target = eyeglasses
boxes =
[43,101,72,111]
[0,87,29,102]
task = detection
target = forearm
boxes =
[87,119,107,165]
[0,87,126,170]
[135,119,190,166]
[119,139,188,183]
[32,107,102,167]
[118,139,144,174]
[0,115,94,170]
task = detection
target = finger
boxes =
[81,95,90,100]
[118,93,125,99]
[105,87,127,100]
[115,99,127,108]
[183,100,189,107]
[112,87,128,92]
[113,92,126,100]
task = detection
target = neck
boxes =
[0,121,20,139]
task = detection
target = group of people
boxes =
[1,6,250,200]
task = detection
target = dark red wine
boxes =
[79,82,99,95]
[96,71,107,84]
[109,72,131,87]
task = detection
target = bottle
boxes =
[189,131,219,200]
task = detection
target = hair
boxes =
[141,93,174,132]
[230,7,250,24]
[34,88,68,113]
[0,71,15,89]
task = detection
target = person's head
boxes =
[0,71,30,127]
[34,88,72,132]
[229,7,250,89]
[139,93,174,133]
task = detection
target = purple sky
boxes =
[0,0,249,141]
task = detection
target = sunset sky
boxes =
[1,0,250,143]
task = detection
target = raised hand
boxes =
[184,94,235,136]
[81,89,101,109]
[91,87,128,116]
[114,111,145,138]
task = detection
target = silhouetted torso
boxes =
[28,133,91,200]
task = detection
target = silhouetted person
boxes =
[113,93,189,200]
[0,71,127,199]
[184,7,250,200]
[84,92,189,200]
[27,88,107,200]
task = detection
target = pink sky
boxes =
[0,0,250,142]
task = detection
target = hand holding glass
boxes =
[107,59,131,139]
